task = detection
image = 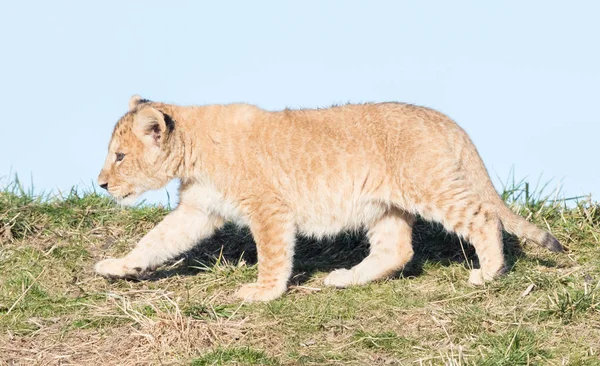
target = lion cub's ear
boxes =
[128,95,150,111]
[132,106,167,149]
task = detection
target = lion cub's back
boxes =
[261,103,453,236]
[217,102,467,236]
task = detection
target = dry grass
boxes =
[1,182,599,365]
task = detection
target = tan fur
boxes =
[95,96,563,301]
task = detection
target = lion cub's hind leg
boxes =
[428,190,506,285]
[461,203,506,285]
[324,208,415,288]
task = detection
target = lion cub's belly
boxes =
[186,183,386,237]
[294,200,387,238]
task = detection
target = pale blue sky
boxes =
[1,1,598,204]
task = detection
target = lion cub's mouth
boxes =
[115,192,138,207]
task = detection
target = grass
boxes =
[0,180,599,365]
[191,347,281,366]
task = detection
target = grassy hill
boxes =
[0,183,598,365]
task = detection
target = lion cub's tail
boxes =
[495,202,563,252]
[460,135,564,252]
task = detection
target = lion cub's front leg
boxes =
[235,204,295,302]
[95,205,223,278]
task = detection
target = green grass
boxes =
[474,327,550,365]
[191,347,281,365]
[542,282,600,324]
[0,180,599,365]
[353,330,417,353]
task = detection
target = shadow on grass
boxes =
[144,217,552,285]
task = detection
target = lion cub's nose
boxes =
[98,171,109,190]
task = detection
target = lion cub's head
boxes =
[97,95,178,206]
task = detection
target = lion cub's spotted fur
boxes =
[96,95,563,301]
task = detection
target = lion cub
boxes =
[95,95,562,301]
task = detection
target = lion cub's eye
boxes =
[115,152,125,162]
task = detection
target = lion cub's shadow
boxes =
[145,218,552,285]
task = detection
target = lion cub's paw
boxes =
[95,258,144,279]
[467,269,495,286]
[235,283,286,302]
[323,269,357,288]
[468,267,506,286]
